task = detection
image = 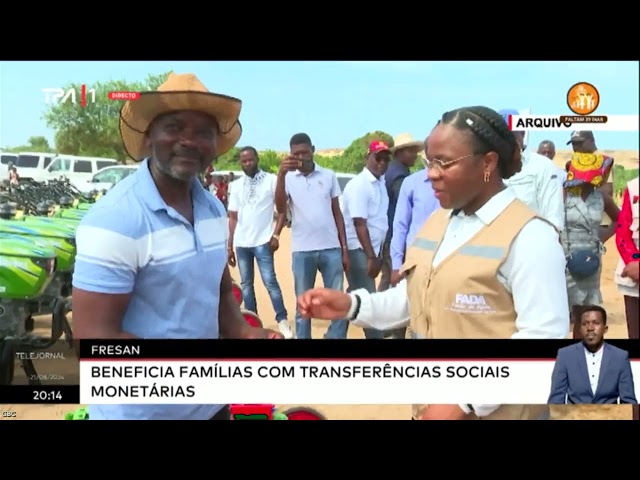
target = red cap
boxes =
[368,140,391,155]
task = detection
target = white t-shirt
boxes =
[342,168,389,255]
[285,164,342,253]
[228,172,277,248]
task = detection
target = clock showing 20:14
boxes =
[32,390,64,402]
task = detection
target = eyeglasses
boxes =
[425,153,480,174]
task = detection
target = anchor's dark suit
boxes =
[548,342,637,404]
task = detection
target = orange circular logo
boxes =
[567,82,600,115]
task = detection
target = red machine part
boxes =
[281,407,327,420]
[230,404,327,420]
[241,309,263,328]
[228,281,324,421]
[231,281,243,305]
[230,404,274,420]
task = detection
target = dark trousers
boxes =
[624,296,639,340]
[624,296,639,421]
[209,405,231,420]
[346,249,384,339]
[378,240,392,292]
[377,241,407,339]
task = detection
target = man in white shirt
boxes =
[537,140,567,186]
[275,133,350,339]
[228,147,293,338]
[499,109,565,232]
[342,141,391,339]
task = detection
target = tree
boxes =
[216,146,241,168]
[3,136,55,153]
[340,131,394,172]
[214,148,284,174]
[258,150,284,173]
[43,72,172,162]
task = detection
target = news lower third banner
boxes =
[78,340,640,405]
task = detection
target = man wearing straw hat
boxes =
[71,73,283,420]
[379,133,422,284]
[379,133,423,339]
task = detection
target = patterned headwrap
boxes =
[564,152,613,194]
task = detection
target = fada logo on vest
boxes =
[450,293,495,314]
[566,82,600,116]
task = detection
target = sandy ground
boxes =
[1,227,635,421]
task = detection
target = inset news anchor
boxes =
[548,305,637,405]
[298,106,570,420]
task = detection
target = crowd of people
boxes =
[202,167,235,207]
[231,114,638,348]
[69,72,638,420]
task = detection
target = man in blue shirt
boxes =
[379,133,423,293]
[389,167,439,286]
[72,73,283,420]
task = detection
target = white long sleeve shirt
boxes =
[504,151,565,233]
[347,188,570,417]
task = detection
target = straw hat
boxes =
[119,73,243,161]
[390,133,424,153]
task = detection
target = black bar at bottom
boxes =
[0,385,80,404]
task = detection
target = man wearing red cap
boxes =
[341,141,392,339]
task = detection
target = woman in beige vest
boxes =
[298,106,570,420]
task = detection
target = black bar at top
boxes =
[79,339,640,360]
[0,385,80,404]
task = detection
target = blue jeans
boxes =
[236,243,288,322]
[345,249,384,339]
[292,248,349,339]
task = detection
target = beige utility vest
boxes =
[614,178,640,291]
[400,199,549,420]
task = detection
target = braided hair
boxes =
[440,106,522,179]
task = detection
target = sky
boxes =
[0,60,638,154]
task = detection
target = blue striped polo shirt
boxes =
[72,159,228,420]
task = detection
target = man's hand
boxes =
[418,405,470,420]
[227,248,236,267]
[297,288,352,320]
[279,156,301,173]
[367,257,382,279]
[269,236,279,253]
[622,261,640,282]
[342,249,350,274]
[390,269,403,286]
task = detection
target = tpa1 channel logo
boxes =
[42,85,96,107]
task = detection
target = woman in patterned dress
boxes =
[562,153,620,338]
